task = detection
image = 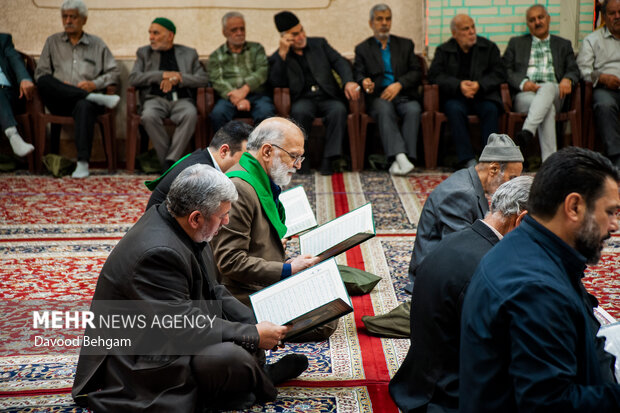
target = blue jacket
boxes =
[0,33,31,87]
[460,215,619,412]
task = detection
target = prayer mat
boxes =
[1,170,618,413]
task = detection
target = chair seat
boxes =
[126,87,207,172]
[502,83,582,149]
[34,105,116,173]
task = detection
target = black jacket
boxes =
[268,37,353,101]
[390,220,499,412]
[146,148,215,210]
[428,36,505,107]
[72,205,260,411]
[353,34,422,102]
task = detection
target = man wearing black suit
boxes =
[269,11,360,175]
[354,4,422,175]
[503,4,580,162]
[145,120,251,210]
[428,14,506,168]
[72,164,308,411]
[0,33,34,157]
[389,176,532,413]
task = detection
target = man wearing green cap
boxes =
[129,17,208,171]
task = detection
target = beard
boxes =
[487,171,505,196]
[575,212,610,265]
[270,155,295,187]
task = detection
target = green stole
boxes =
[227,153,288,239]
[144,153,193,191]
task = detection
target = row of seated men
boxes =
[2,1,620,178]
[71,112,620,410]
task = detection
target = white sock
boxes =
[71,160,89,178]
[389,161,402,175]
[5,127,34,157]
[395,153,415,175]
[86,93,120,109]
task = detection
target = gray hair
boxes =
[450,16,457,32]
[490,175,533,217]
[526,4,548,18]
[61,0,88,17]
[369,3,391,20]
[166,164,238,218]
[222,11,244,29]
[246,121,288,151]
[602,0,616,15]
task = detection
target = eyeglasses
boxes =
[271,143,305,166]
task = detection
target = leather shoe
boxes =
[514,129,533,149]
[264,354,308,385]
[319,157,333,175]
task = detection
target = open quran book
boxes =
[280,185,317,238]
[250,258,352,341]
[299,203,375,261]
[595,306,620,382]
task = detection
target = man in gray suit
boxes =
[362,134,523,338]
[72,164,308,411]
[390,176,532,412]
[129,17,208,171]
[504,4,580,162]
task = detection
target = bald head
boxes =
[451,14,477,52]
[246,117,305,186]
[246,117,304,150]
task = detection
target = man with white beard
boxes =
[210,117,336,341]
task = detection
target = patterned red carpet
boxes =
[0,171,618,412]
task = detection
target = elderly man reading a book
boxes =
[211,117,338,341]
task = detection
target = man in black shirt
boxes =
[145,120,251,210]
[129,17,208,170]
[268,11,360,175]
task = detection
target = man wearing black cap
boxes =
[129,17,208,171]
[269,10,360,175]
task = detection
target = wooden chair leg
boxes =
[35,117,47,173]
[569,114,580,148]
[18,117,35,172]
[99,118,115,172]
[421,111,435,169]
[125,118,139,172]
[349,114,364,172]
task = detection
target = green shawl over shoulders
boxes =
[227,153,287,238]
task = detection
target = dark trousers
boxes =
[0,86,18,131]
[210,93,275,133]
[36,74,104,161]
[443,96,500,163]
[290,97,347,159]
[191,342,277,410]
[593,87,620,159]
